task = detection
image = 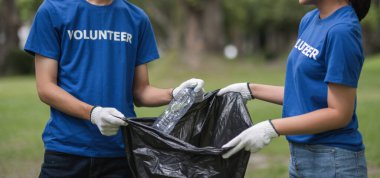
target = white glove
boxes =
[217,83,254,102]
[222,120,279,159]
[173,78,205,103]
[90,106,128,136]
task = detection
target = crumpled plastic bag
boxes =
[122,90,253,178]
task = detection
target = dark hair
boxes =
[349,0,371,21]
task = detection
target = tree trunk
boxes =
[203,0,225,53]
[136,0,226,68]
[0,0,22,74]
[181,1,205,69]
[181,0,225,68]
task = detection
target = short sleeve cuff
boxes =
[24,46,60,61]
[135,53,160,66]
[324,78,358,88]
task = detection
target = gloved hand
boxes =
[90,106,128,136]
[222,120,279,159]
[217,83,254,102]
[173,78,205,103]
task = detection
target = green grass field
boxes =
[1,54,380,178]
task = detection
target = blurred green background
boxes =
[1,0,380,177]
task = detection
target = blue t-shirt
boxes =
[283,6,364,151]
[24,0,159,157]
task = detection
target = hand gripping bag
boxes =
[122,91,253,178]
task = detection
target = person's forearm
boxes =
[134,86,173,107]
[37,82,93,120]
[249,83,284,105]
[271,108,351,135]
[272,83,355,135]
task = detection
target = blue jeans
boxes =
[289,143,367,178]
[39,150,133,178]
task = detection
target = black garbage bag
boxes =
[122,90,253,178]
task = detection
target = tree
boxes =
[181,0,225,67]
[131,0,225,68]
[0,0,22,72]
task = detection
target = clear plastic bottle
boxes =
[152,87,195,134]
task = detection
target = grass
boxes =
[0,54,379,177]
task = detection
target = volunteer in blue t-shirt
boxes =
[24,0,205,177]
[218,0,370,177]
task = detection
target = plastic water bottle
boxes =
[152,87,195,134]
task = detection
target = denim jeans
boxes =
[39,150,133,178]
[289,143,367,178]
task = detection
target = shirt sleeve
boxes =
[324,24,364,88]
[135,14,160,66]
[24,2,60,60]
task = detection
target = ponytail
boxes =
[349,0,371,21]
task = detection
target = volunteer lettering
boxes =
[67,30,133,44]
[294,39,319,60]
